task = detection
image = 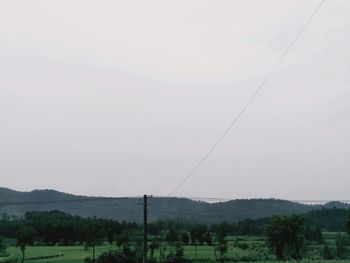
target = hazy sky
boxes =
[1,1,349,200]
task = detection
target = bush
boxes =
[0,236,6,254]
[0,259,16,263]
[165,243,191,263]
[236,243,248,250]
[335,233,348,259]
[92,245,142,263]
[322,244,334,260]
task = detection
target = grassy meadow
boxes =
[1,233,349,263]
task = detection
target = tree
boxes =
[0,235,6,254]
[189,224,207,259]
[287,215,305,261]
[315,227,324,244]
[322,243,334,260]
[203,231,212,246]
[189,228,199,259]
[84,222,104,263]
[335,233,347,259]
[165,242,190,263]
[213,223,229,261]
[215,233,227,261]
[106,227,114,245]
[116,231,130,248]
[181,232,190,246]
[266,215,304,261]
[165,227,178,253]
[347,212,350,237]
[304,226,323,244]
[94,246,141,263]
[16,226,36,263]
[149,238,159,262]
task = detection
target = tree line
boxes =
[0,208,349,262]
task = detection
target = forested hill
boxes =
[0,188,349,224]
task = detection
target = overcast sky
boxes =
[1,0,349,200]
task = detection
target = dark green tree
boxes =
[106,228,114,245]
[84,222,104,263]
[203,231,213,246]
[165,242,190,263]
[304,226,324,244]
[315,227,324,244]
[0,235,6,254]
[149,238,159,262]
[347,211,350,237]
[266,215,304,261]
[287,215,304,261]
[215,233,227,261]
[181,232,190,246]
[213,223,229,261]
[95,246,141,263]
[165,227,178,253]
[16,226,36,263]
[322,243,334,260]
[335,233,347,259]
[116,231,130,248]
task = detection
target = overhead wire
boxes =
[168,0,327,196]
[0,196,144,207]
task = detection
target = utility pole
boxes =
[143,194,148,263]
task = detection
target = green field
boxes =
[1,234,349,263]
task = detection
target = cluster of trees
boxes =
[304,208,349,232]
[0,209,349,262]
[149,222,230,261]
[347,211,350,235]
[0,211,138,244]
[0,211,139,262]
[266,215,304,260]
[304,226,323,244]
[0,235,6,254]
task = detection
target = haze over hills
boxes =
[0,187,349,224]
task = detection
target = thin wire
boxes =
[168,0,327,196]
[0,196,143,207]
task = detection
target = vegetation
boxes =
[265,215,304,260]
[0,236,6,255]
[347,212,350,236]
[15,226,36,263]
[0,208,349,262]
[335,233,348,259]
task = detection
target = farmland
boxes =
[1,233,349,263]
[0,207,349,262]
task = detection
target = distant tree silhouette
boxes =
[347,212,350,237]
[304,226,323,244]
[165,227,178,253]
[149,237,160,262]
[16,226,36,263]
[322,243,334,260]
[266,215,304,261]
[335,233,348,259]
[213,222,229,261]
[0,235,6,253]
[181,232,190,245]
[84,221,104,263]
[106,227,114,245]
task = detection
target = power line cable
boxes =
[168,0,327,196]
[0,196,144,207]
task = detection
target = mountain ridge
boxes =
[1,187,349,223]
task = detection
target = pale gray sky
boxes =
[0,0,349,200]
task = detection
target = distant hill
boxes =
[0,187,349,224]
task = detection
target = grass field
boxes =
[0,233,349,263]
